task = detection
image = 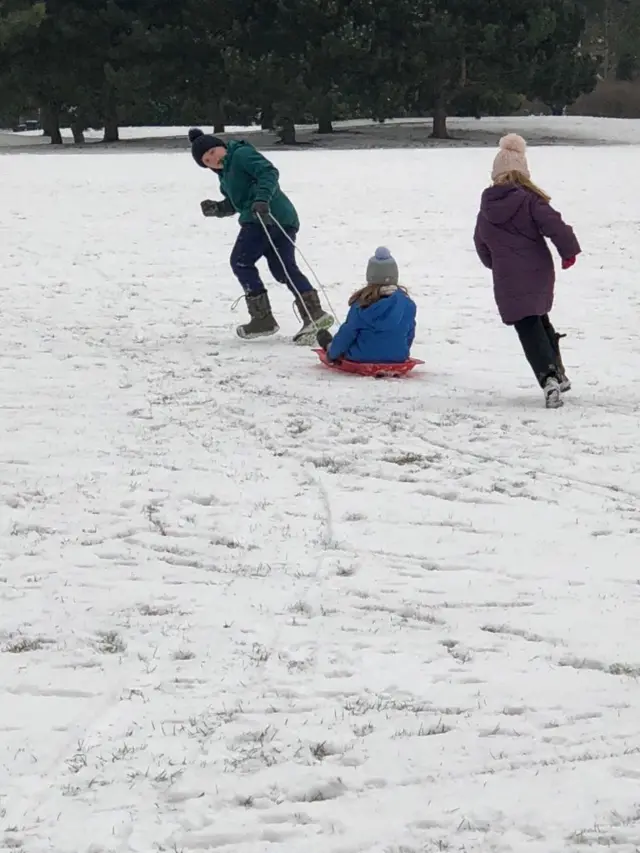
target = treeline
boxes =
[0,0,625,144]
[583,0,640,81]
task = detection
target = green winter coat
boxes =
[217,140,299,229]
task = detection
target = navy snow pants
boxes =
[230,223,313,296]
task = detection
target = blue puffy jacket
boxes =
[328,289,417,364]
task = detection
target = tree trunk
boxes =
[603,0,612,79]
[103,114,119,142]
[317,95,333,134]
[71,116,85,145]
[40,104,51,136]
[41,102,62,144]
[277,116,296,145]
[430,98,449,139]
[102,84,119,142]
[212,99,226,134]
[261,103,275,130]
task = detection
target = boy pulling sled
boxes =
[189,128,334,345]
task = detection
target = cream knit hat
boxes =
[491,134,531,181]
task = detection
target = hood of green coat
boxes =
[222,140,248,170]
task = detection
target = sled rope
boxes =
[269,216,340,323]
[256,213,319,329]
[257,213,341,328]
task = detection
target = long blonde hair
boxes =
[349,283,408,308]
[494,170,551,203]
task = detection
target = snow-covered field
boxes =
[2,125,640,852]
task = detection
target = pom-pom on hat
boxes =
[491,133,531,181]
[366,246,399,287]
[189,127,226,168]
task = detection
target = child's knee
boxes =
[271,267,287,284]
[231,251,253,274]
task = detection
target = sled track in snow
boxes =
[214,371,640,517]
[152,386,339,692]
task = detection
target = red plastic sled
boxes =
[314,349,424,378]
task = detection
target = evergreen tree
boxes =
[0,1,45,126]
[527,2,598,112]
[352,0,596,137]
[0,0,603,142]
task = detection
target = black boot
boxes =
[236,292,279,340]
[541,316,570,392]
[514,315,563,408]
[551,333,570,392]
[292,290,334,346]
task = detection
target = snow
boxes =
[5,114,640,150]
[0,124,261,145]
[2,127,640,852]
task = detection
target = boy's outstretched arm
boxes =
[327,307,360,360]
[217,194,235,215]
[235,146,279,203]
[201,198,235,217]
[531,197,581,261]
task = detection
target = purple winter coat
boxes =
[474,185,581,325]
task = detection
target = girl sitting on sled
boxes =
[316,247,417,364]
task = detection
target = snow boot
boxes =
[236,292,279,340]
[292,290,334,346]
[542,317,571,392]
[543,376,563,409]
[554,333,571,392]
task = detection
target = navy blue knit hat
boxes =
[189,127,226,168]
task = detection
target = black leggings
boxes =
[513,314,561,386]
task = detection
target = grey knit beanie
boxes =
[366,246,399,286]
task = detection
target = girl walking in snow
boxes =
[474,134,581,408]
[316,247,416,363]
[188,128,334,344]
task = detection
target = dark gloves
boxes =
[562,257,576,270]
[201,199,234,218]
[252,200,273,225]
[316,329,333,351]
[317,329,341,363]
[201,199,220,217]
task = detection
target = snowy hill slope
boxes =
[1,143,640,852]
